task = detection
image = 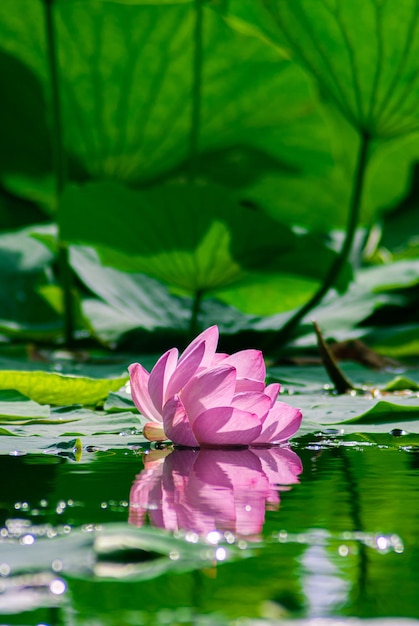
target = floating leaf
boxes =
[0,407,145,447]
[0,390,50,419]
[383,376,419,392]
[0,371,128,406]
[104,390,137,414]
[285,393,419,436]
[341,400,419,425]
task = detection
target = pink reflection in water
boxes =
[129,447,302,539]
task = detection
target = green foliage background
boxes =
[0,0,417,354]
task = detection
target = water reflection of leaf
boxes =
[129,447,302,539]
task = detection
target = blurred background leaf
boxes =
[59,181,352,317]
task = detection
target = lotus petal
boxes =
[253,402,302,445]
[128,362,162,422]
[165,340,206,399]
[181,366,237,423]
[163,395,199,447]
[148,347,178,414]
[192,407,262,446]
[220,349,266,381]
[178,325,219,369]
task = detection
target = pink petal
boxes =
[210,353,229,365]
[165,340,206,399]
[219,349,266,382]
[143,421,167,442]
[264,383,280,406]
[148,348,178,414]
[252,402,302,444]
[163,396,199,447]
[235,378,265,393]
[178,325,219,369]
[231,392,272,419]
[192,407,262,446]
[128,363,162,422]
[181,366,237,424]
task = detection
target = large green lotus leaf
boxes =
[212,231,353,316]
[70,246,191,341]
[227,0,419,138]
[69,252,255,342]
[60,182,352,317]
[0,49,53,195]
[215,273,320,316]
[0,0,340,232]
[72,241,350,326]
[290,258,419,343]
[215,106,405,233]
[60,182,304,288]
[285,393,419,436]
[0,371,128,406]
[244,257,419,339]
[362,132,419,224]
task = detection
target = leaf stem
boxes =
[44,0,65,196]
[269,131,371,356]
[313,321,355,394]
[43,0,74,346]
[188,0,204,183]
[187,0,204,336]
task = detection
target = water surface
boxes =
[1,437,418,624]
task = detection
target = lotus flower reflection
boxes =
[129,447,303,538]
[129,326,302,447]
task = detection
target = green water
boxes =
[1,437,418,625]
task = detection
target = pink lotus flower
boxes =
[129,447,303,538]
[129,326,302,447]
